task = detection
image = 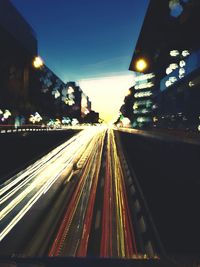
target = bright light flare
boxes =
[33,56,44,68]
[135,58,148,72]
[78,74,135,122]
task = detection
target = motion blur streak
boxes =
[100,129,138,258]
[49,128,138,258]
[0,127,104,242]
[48,128,106,256]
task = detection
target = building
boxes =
[30,65,65,121]
[129,0,200,131]
[64,81,97,124]
[63,82,82,121]
[132,73,155,128]
[84,110,99,124]
[81,93,91,118]
[0,1,97,126]
[0,1,70,125]
[0,0,37,123]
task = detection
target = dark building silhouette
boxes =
[30,65,65,120]
[64,82,96,123]
[0,0,37,121]
[129,0,200,131]
[84,110,99,124]
[64,82,82,121]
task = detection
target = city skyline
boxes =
[11,0,149,121]
[1,1,200,263]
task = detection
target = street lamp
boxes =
[135,58,148,72]
[125,89,131,96]
[33,56,44,68]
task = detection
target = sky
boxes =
[11,0,149,122]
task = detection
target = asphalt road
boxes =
[0,127,150,259]
[0,129,97,256]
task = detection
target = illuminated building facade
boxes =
[129,0,200,131]
[30,65,65,119]
[64,82,82,121]
[132,73,155,128]
[63,82,96,123]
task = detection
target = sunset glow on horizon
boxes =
[79,73,135,122]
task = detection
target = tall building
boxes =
[0,0,37,119]
[132,73,155,128]
[129,0,200,131]
[64,82,96,123]
[0,1,97,125]
[0,0,69,124]
[30,65,65,119]
[81,93,91,118]
[64,82,82,121]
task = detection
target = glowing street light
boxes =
[125,89,131,96]
[33,56,44,68]
[135,58,148,72]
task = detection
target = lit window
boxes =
[134,73,155,82]
[189,81,194,87]
[169,76,177,83]
[179,68,185,76]
[170,50,180,57]
[134,91,152,98]
[166,67,173,75]
[165,80,172,87]
[179,60,186,67]
[170,63,179,70]
[182,50,190,57]
[135,82,154,90]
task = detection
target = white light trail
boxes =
[0,126,105,242]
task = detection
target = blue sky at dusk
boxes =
[11,0,149,121]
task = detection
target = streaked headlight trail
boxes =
[0,127,105,242]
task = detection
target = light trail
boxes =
[0,127,104,242]
[48,128,106,256]
[100,129,138,258]
[0,129,89,197]
[49,128,138,258]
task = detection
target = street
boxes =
[0,127,160,259]
[0,126,200,262]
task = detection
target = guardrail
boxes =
[0,125,88,134]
